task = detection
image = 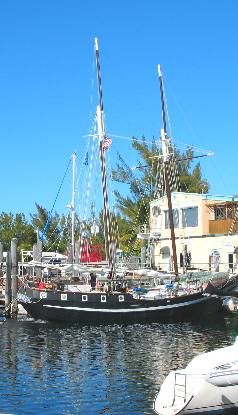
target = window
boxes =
[228,254,233,270]
[182,207,198,228]
[152,206,161,217]
[164,209,179,229]
[214,206,226,220]
[160,246,170,258]
[180,253,183,268]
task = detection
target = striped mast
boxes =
[94,37,114,273]
[158,65,179,281]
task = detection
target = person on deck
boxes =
[107,271,113,280]
[90,272,97,291]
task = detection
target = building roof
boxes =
[150,192,238,206]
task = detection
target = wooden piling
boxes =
[11,238,18,318]
[33,240,42,277]
[4,251,12,318]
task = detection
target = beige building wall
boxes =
[150,192,238,272]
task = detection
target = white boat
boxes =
[154,337,238,414]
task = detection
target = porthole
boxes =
[118,295,124,302]
[82,295,88,302]
[61,293,68,301]
[40,292,47,299]
[101,295,107,303]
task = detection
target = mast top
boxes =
[95,37,99,51]
[158,64,162,78]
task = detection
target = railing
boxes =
[153,258,236,273]
[209,218,238,234]
[138,224,150,234]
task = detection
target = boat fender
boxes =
[206,370,238,387]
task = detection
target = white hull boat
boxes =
[154,338,238,414]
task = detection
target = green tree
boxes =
[176,148,209,193]
[31,203,67,253]
[30,203,82,253]
[0,212,36,252]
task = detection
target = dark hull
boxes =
[18,288,222,324]
[205,275,238,296]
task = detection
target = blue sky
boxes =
[1,0,238,219]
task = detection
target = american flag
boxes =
[83,151,89,166]
[102,137,112,151]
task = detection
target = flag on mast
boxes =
[102,137,112,151]
[83,151,89,165]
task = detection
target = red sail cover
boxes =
[80,244,105,262]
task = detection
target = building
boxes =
[148,192,238,273]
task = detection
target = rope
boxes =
[41,158,72,241]
[78,119,99,262]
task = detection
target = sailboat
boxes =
[17,38,222,324]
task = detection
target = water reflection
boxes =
[0,314,237,414]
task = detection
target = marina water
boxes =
[0,314,238,415]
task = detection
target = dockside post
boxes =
[33,239,42,278]
[11,238,18,318]
[4,251,12,318]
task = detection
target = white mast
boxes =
[71,151,77,263]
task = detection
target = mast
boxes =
[158,65,179,281]
[71,151,77,265]
[94,37,114,272]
